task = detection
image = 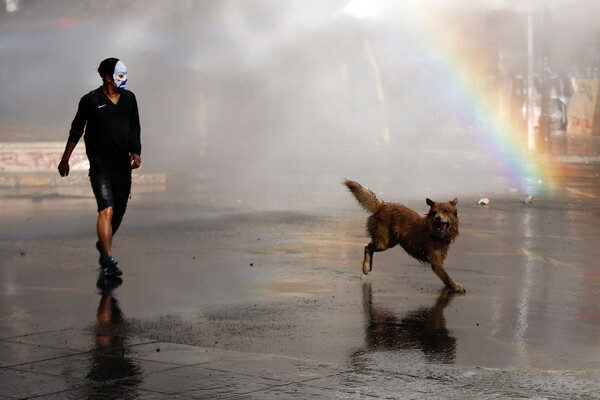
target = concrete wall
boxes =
[0,142,166,188]
[0,142,88,172]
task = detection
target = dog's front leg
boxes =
[431,263,465,293]
[363,244,374,275]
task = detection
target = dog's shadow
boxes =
[361,282,460,364]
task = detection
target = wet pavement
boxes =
[1,152,600,399]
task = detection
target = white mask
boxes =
[113,61,127,90]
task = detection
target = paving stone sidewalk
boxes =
[2,325,598,399]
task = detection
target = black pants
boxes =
[90,171,131,216]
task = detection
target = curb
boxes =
[0,173,167,187]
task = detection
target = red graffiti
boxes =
[0,152,28,167]
[28,151,63,169]
[0,149,88,171]
[571,117,593,130]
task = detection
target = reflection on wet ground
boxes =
[89,276,143,399]
[360,282,458,364]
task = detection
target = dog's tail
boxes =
[343,179,384,213]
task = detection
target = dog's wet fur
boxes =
[344,179,465,293]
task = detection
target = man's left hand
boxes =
[130,154,141,169]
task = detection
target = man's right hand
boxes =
[58,160,70,177]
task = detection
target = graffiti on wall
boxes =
[567,79,600,136]
[0,143,89,172]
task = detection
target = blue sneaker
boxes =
[100,256,122,277]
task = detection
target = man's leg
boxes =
[91,173,114,261]
[111,212,123,238]
[97,206,114,259]
[97,207,125,259]
[90,173,125,276]
[103,171,130,258]
[97,206,122,276]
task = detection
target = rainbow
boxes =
[346,1,557,195]
[402,10,555,196]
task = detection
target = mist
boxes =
[1,0,599,208]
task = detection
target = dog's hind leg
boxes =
[431,262,465,293]
[364,218,389,275]
[363,242,387,275]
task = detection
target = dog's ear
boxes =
[450,198,458,206]
[426,198,435,207]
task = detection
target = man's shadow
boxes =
[360,281,460,363]
[86,275,142,397]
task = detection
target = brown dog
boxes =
[344,179,465,292]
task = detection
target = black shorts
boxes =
[90,172,131,215]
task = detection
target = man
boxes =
[58,58,141,276]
